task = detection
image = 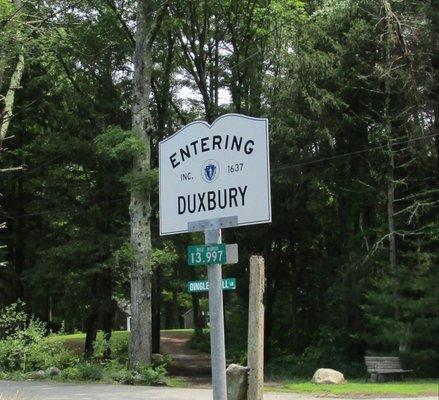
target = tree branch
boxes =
[147,0,170,49]
[104,0,135,47]
[0,165,26,173]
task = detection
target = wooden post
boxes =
[247,255,265,400]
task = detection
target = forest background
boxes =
[0,0,437,378]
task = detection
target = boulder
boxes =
[30,370,46,379]
[312,368,346,384]
[226,364,249,400]
[46,366,61,377]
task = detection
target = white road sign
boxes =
[159,114,271,236]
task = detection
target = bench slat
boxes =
[364,356,412,380]
[369,369,413,373]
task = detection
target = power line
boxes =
[271,133,438,172]
[5,133,437,220]
[4,197,127,220]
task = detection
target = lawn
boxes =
[49,329,194,354]
[49,331,438,396]
[272,379,438,396]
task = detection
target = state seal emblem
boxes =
[201,159,219,182]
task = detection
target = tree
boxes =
[129,0,168,366]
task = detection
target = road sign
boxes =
[188,244,226,265]
[159,114,271,236]
[187,278,237,293]
[187,243,238,266]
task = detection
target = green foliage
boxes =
[1,0,437,381]
[95,126,146,161]
[152,241,178,268]
[0,301,27,337]
[109,333,130,364]
[0,304,78,373]
[63,363,104,381]
[136,364,167,385]
[102,362,167,385]
[121,168,159,194]
[104,362,136,384]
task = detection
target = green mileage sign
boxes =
[187,244,227,266]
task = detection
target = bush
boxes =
[136,364,167,385]
[64,363,104,381]
[102,361,166,385]
[0,301,27,338]
[106,367,135,384]
[0,303,78,373]
[110,334,129,364]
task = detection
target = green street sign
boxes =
[187,278,237,293]
[187,244,227,265]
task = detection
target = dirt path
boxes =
[160,331,212,382]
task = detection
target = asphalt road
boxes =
[1,381,438,400]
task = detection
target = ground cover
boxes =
[269,379,438,396]
[50,329,194,354]
[48,330,130,353]
[0,304,167,387]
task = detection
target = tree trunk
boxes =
[129,0,154,367]
[264,268,278,362]
[430,0,439,179]
[102,269,114,360]
[387,149,396,271]
[190,268,203,334]
[383,0,398,274]
[170,288,179,328]
[152,266,161,354]
[102,305,114,360]
[0,0,25,150]
[84,308,99,358]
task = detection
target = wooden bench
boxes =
[365,356,413,381]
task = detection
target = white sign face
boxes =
[159,114,271,235]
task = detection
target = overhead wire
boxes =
[5,133,437,221]
[271,133,438,172]
[4,197,128,220]
[3,2,438,219]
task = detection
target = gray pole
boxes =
[205,228,227,400]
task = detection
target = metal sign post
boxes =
[205,228,227,400]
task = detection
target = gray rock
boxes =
[30,370,46,379]
[226,364,249,400]
[46,366,61,377]
[312,368,346,384]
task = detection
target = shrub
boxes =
[0,301,27,338]
[64,363,103,381]
[104,362,135,384]
[0,303,78,373]
[136,364,167,385]
[110,334,129,364]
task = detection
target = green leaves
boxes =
[95,126,146,161]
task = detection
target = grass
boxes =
[49,329,194,355]
[45,331,438,396]
[269,379,439,396]
[49,330,131,342]
[48,330,130,354]
[50,329,194,342]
